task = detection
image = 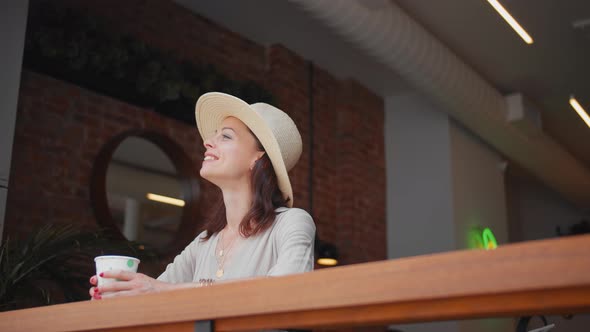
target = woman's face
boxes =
[200,116,264,187]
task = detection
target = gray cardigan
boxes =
[157,207,316,283]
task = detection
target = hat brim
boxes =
[195,92,294,207]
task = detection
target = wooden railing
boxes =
[1,234,589,332]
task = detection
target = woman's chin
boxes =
[200,169,220,184]
[199,168,211,179]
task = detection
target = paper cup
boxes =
[94,255,140,287]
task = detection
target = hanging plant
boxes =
[23,2,274,125]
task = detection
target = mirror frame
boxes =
[90,130,201,256]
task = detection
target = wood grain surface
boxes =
[1,234,589,332]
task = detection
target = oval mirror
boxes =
[107,137,184,251]
[91,131,201,257]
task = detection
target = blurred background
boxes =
[0,0,589,331]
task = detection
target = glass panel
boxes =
[106,137,184,251]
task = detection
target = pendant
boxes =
[216,269,224,278]
[218,249,223,257]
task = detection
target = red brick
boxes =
[6,0,386,274]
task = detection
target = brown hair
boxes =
[201,133,288,240]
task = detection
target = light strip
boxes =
[317,258,338,266]
[569,96,590,128]
[486,0,534,44]
[146,193,185,207]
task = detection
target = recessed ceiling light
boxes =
[146,193,185,207]
[569,96,590,128]
[486,0,534,44]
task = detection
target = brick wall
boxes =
[6,0,386,268]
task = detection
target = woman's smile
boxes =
[203,152,219,162]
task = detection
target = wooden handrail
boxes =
[1,234,589,332]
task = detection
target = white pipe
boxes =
[289,0,590,208]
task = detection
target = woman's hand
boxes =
[88,271,170,300]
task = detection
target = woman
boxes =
[89,92,316,299]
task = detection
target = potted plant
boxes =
[0,224,155,312]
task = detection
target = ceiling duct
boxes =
[505,93,543,138]
[288,0,590,208]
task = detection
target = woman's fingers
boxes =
[89,276,98,300]
[89,270,143,301]
[100,289,134,299]
[89,271,167,300]
[89,286,101,300]
[99,270,136,281]
[96,280,135,293]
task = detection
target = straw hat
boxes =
[195,92,302,207]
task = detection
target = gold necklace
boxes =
[215,229,238,278]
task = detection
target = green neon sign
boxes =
[482,227,498,250]
[469,227,498,250]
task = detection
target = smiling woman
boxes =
[200,117,265,192]
[88,92,316,300]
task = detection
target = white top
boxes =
[157,207,316,283]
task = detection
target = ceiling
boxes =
[394,0,590,168]
[174,0,409,95]
[175,0,590,171]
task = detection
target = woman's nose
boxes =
[203,136,214,148]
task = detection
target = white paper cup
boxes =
[94,255,140,287]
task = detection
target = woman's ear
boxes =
[250,152,266,170]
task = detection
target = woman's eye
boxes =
[222,134,231,140]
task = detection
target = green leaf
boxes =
[0,224,156,311]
